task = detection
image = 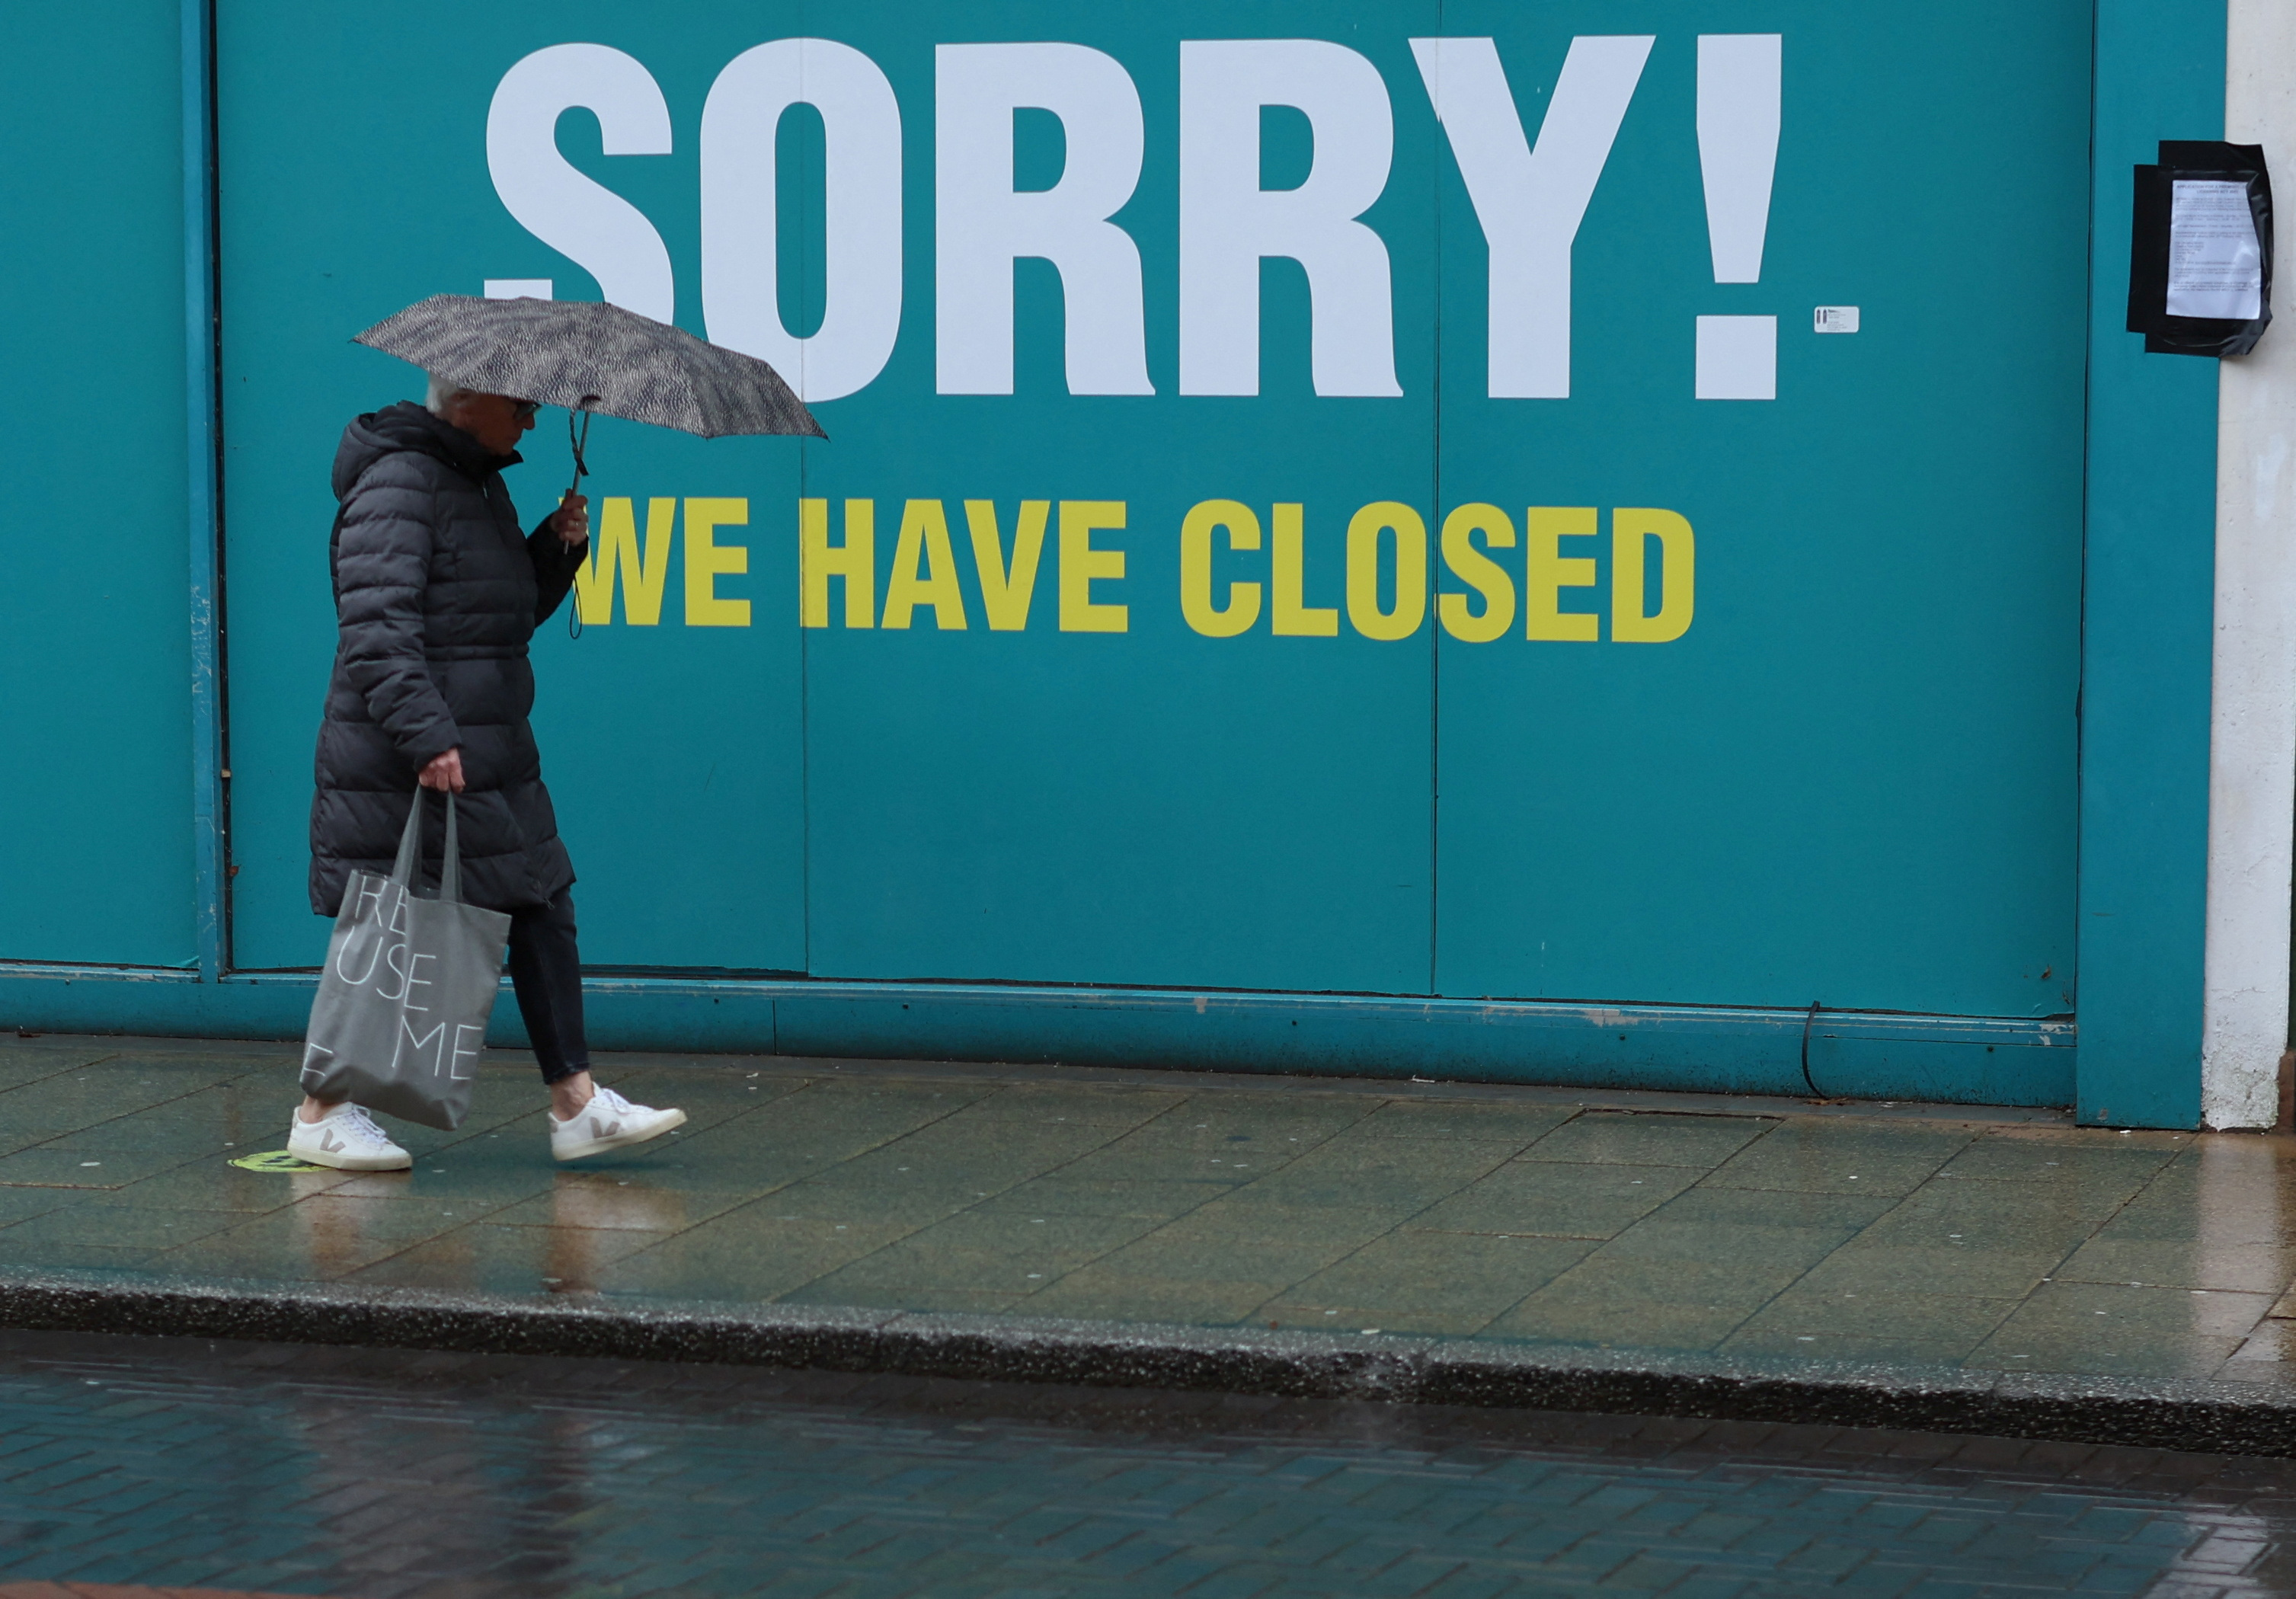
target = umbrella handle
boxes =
[565,403,595,639]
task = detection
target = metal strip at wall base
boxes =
[0,964,2074,1108]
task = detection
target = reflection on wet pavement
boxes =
[8,1035,2296,1389]
[0,1329,2291,1597]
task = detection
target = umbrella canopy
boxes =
[353,294,826,440]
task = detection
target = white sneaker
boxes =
[286,1102,412,1171]
[551,1085,686,1162]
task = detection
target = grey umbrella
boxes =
[355,293,826,440]
[354,293,826,635]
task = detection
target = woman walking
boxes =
[293,376,683,1171]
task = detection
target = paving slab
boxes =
[5,1035,2296,1452]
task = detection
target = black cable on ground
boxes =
[1800,1001,1824,1099]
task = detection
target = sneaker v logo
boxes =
[594,1118,622,1139]
[319,1129,344,1153]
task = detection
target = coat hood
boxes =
[333,401,522,500]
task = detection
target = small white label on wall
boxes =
[1813,305,1859,333]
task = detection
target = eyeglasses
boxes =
[510,399,540,421]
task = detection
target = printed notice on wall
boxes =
[2166,180,2262,319]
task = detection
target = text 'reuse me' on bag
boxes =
[299,792,512,1130]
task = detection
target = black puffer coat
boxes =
[309,402,585,916]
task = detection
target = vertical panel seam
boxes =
[1427,0,1445,1000]
[184,0,226,982]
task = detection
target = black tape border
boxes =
[2128,139,2275,357]
[7,1271,2296,1458]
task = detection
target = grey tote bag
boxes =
[299,793,513,1130]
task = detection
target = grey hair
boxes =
[424,372,478,417]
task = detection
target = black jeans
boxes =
[507,888,588,1086]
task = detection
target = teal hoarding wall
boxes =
[2075,0,2227,1130]
[0,2,196,968]
[1428,5,2086,1016]
[0,1,2231,1119]
[216,2,2088,1017]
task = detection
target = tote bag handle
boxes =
[387,790,465,904]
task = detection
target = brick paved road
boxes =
[0,1332,2290,1597]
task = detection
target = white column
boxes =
[2204,2,2296,1127]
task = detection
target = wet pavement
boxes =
[2,1035,2295,1389]
[0,1327,2292,1597]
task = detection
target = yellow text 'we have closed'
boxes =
[574,498,1693,643]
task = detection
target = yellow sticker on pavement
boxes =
[229,1150,324,1172]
